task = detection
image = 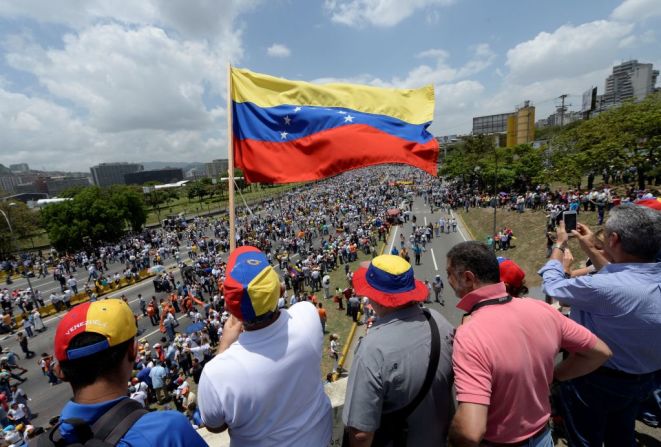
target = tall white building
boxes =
[600,60,658,110]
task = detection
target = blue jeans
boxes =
[529,430,553,447]
[558,370,656,447]
[485,427,553,447]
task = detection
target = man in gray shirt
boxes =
[343,254,454,446]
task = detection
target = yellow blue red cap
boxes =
[224,246,280,322]
[352,255,428,307]
[54,299,137,362]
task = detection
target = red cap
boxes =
[499,259,525,290]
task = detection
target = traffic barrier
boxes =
[0,267,32,282]
[332,314,360,382]
[11,269,154,326]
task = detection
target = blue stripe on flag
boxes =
[233,102,434,144]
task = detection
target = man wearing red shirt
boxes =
[447,242,612,446]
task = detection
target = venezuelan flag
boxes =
[231,67,438,183]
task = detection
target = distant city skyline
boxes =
[1,0,660,170]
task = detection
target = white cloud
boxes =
[0,88,96,169]
[395,43,495,87]
[310,45,490,135]
[0,2,259,169]
[324,0,454,28]
[7,24,225,133]
[0,87,228,171]
[267,43,291,58]
[611,0,661,22]
[0,0,258,43]
[506,20,634,83]
[641,30,656,43]
[416,49,450,60]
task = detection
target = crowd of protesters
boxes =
[0,165,658,446]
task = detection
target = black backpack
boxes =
[32,398,147,447]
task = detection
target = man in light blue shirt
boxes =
[149,361,168,404]
[540,204,661,446]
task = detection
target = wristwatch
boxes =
[552,243,566,253]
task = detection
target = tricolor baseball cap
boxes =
[224,246,280,322]
[54,299,137,362]
[352,255,428,307]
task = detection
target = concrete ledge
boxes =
[197,377,348,446]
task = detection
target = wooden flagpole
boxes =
[227,63,236,252]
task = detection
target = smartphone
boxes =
[563,211,577,233]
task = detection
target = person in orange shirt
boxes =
[317,302,327,334]
[146,303,158,326]
[170,293,180,313]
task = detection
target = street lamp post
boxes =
[1,205,39,307]
[211,178,218,216]
[143,186,161,226]
[493,149,498,237]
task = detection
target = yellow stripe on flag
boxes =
[231,67,434,125]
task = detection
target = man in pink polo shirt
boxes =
[447,241,612,447]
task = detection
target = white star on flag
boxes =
[344,115,354,123]
[283,116,291,125]
[280,131,289,139]
[337,111,347,115]
[294,107,302,113]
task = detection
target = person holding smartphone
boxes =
[539,204,661,446]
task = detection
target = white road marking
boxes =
[431,247,438,271]
[450,209,469,242]
[388,225,398,254]
[424,216,427,225]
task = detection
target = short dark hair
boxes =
[58,333,133,388]
[447,241,500,284]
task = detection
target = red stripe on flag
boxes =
[234,124,438,183]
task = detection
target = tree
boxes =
[0,202,40,256]
[108,185,147,232]
[143,182,168,223]
[551,92,661,189]
[187,181,208,203]
[40,186,146,252]
[440,135,495,187]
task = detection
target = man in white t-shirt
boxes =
[198,246,332,447]
[322,274,331,299]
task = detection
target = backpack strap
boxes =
[385,308,441,421]
[90,398,148,445]
[33,420,73,447]
[31,398,147,447]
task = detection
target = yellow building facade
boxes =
[506,101,535,147]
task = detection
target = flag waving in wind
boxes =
[231,67,438,183]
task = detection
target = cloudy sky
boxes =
[1,0,660,172]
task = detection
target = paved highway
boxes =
[3,194,542,428]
